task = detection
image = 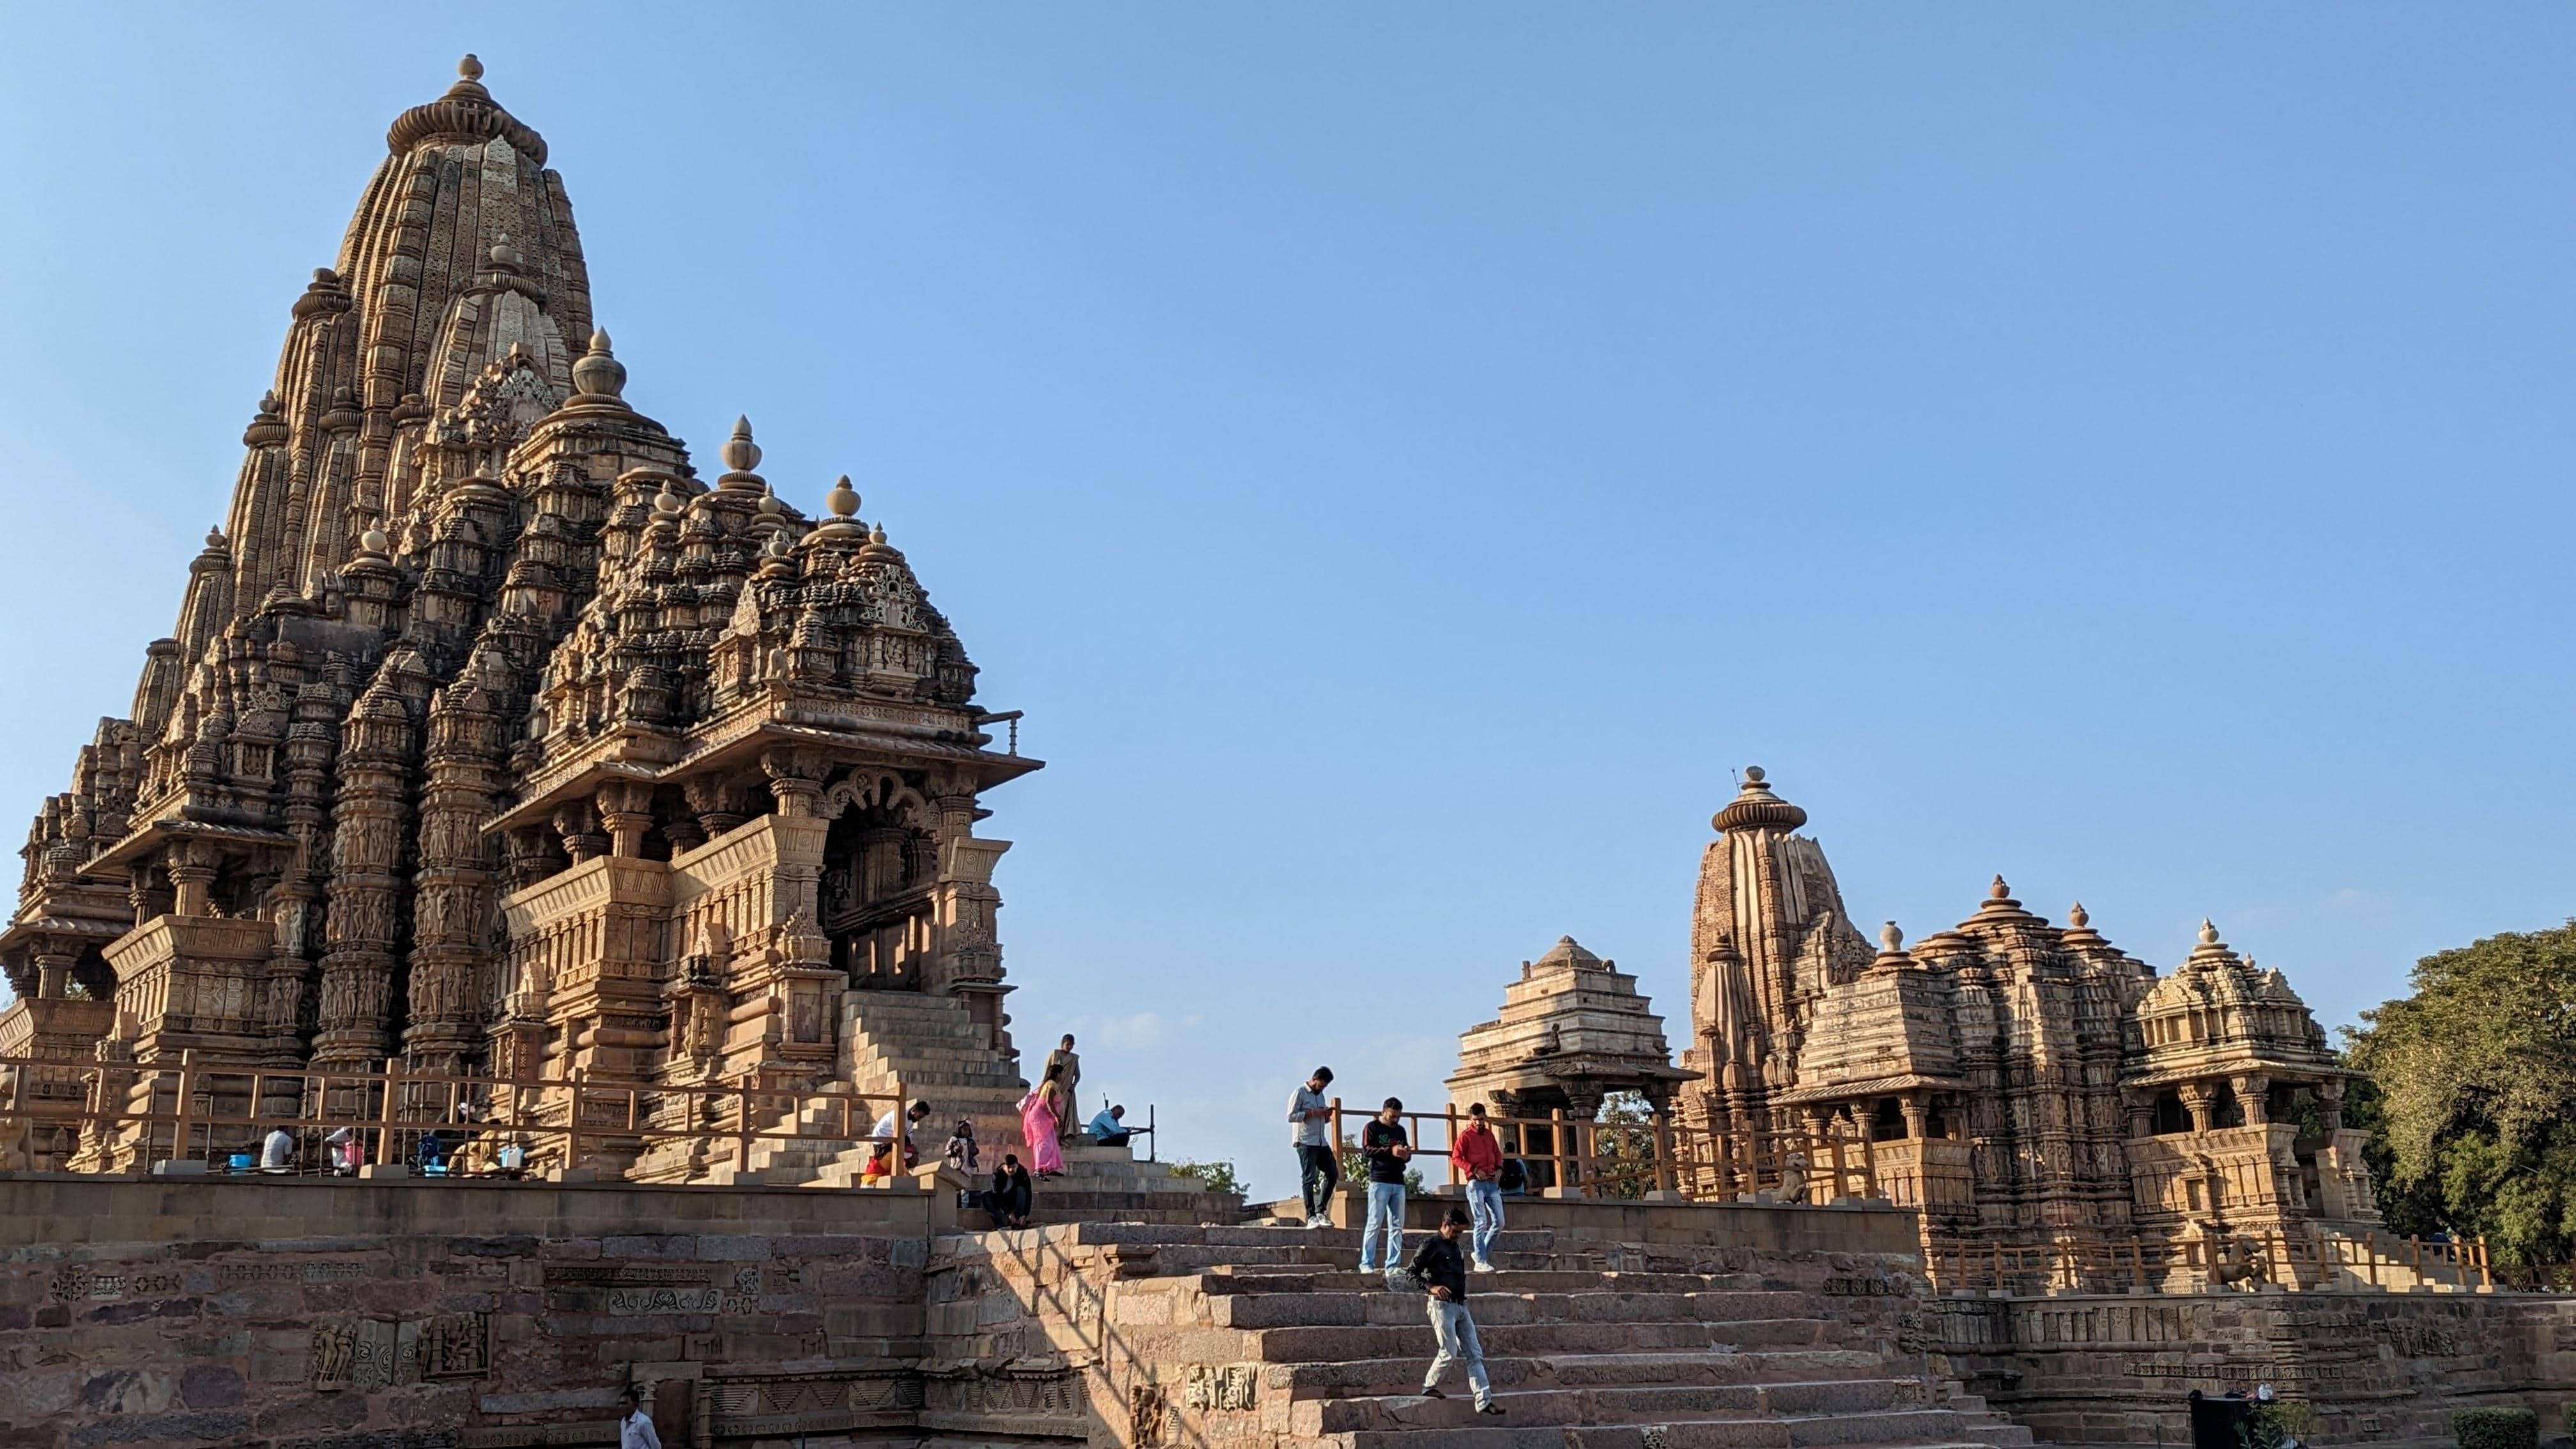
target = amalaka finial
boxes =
[2068,902,2089,930]
[2198,918,2220,946]
[1744,765,1767,784]
[723,417,761,473]
[357,526,390,559]
[203,526,226,551]
[487,233,521,271]
[1880,921,1905,953]
[1989,875,2011,900]
[571,328,626,400]
[825,476,861,519]
[459,54,485,82]
[652,479,686,520]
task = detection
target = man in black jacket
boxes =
[1407,1208,1501,1414]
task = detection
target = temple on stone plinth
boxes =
[1675,767,2379,1283]
[1449,935,1698,1119]
[0,58,1045,1179]
[1447,934,1697,1192]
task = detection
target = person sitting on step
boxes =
[1087,1103,1132,1148]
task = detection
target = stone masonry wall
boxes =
[1933,1289,2576,1447]
[0,1174,939,1449]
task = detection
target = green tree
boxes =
[2344,923,2576,1267]
[1171,1159,1243,1196]
[1591,1091,1660,1200]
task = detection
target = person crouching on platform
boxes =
[1409,1207,1503,1415]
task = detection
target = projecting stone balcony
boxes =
[100,914,276,1063]
[0,993,114,1062]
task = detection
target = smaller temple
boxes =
[1448,935,1697,1187]
[1671,767,2380,1285]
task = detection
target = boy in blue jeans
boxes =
[1357,1098,1411,1280]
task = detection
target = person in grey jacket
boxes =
[1287,1066,1336,1227]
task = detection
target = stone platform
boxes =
[1,1172,2571,1449]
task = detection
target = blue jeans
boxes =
[1425,1298,1492,1407]
[1360,1181,1406,1272]
[1466,1180,1504,1266]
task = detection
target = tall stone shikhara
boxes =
[0,59,1041,1170]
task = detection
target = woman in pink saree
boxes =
[1020,1063,1068,1176]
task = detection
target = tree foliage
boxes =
[1592,1091,1661,1200]
[2344,923,2576,1266]
[1170,1158,1243,1196]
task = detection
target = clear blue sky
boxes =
[4,6,2573,1199]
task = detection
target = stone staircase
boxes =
[670,990,1239,1217]
[927,1222,2034,1449]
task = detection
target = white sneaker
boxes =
[1471,1259,1495,1273]
[1305,1216,1328,1229]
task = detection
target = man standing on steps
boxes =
[1409,1207,1503,1415]
[1357,1098,1413,1281]
[1454,1102,1505,1272]
[1289,1066,1337,1227]
[1046,1034,1082,1144]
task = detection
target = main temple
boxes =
[1672,767,2383,1277]
[0,57,1057,1179]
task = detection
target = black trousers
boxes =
[1298,1143,1340,1218]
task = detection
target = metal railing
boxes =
[0,1050,909,1184]
[1319,1097,1881,1203]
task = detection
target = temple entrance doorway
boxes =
[817,775,939,992]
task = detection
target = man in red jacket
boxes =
[1453,1102,1505,1273]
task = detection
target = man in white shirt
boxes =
[1287,1066,1337,1228]
[869,1100,933,1169]
[618,1384,662,1449]
[259,1126,295,1172]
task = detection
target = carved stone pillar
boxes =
[2123,1090,2155,1140]
[2317,1079,2345,1133]
[2230,1074,2271,1127]
[165,843,217,919]
[33,942,75,1000]
[2177,1081,2218,1135]
[597,781,654,859]
[1899,1096,1930,1141]
[762,749,823,818]
[683,776,748,841]
[553,799,607,864]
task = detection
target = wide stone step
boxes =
[1308,1379,1925,1434]
[1256,1317,1837,1362]
[1212,1289,1830,1330]
[1275,1349,1896,1397]
[1202,1269,1767,1296]
[1334,1410,1985,1449]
